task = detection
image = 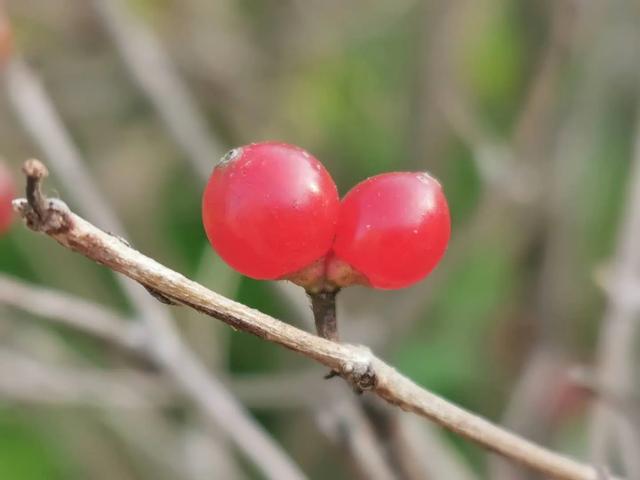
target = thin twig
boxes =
[13,160,615,480]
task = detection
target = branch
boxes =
[12,160,612,480]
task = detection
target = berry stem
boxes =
[22,159,49,220]
[308,289,340,341]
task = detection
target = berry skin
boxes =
[329,172,450,289]
[202,142,340,281]
[0,162,15,235]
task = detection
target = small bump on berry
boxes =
[218,147,242,167]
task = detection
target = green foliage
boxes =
[0,411,72,480]
[394,241,516,404]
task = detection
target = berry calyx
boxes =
[0,162,15,234]
[202,142,340,282]
[329,172,450,289]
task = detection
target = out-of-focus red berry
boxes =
[0,11,13,69]
[329,172,450,289]
[0,162,15,234]
[202,142,340,281]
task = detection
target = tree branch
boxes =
[12,160,613,480]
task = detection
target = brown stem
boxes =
[22,159,48,219]
[308,289,340,342]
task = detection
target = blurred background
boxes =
[0,0,639,479]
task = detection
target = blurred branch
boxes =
[231,370,324,409]
[5,58,128,232]
[317,395,397,480]
[397,415,478,480]
[4,61,307,480]
[589,101,640,478]
[359,397,436,480]
[12,160,615,480]
[0,347,170,408]
[490,4,590,478]
[441,0,580,205]
[571,368,640,424]
[0,273,144,354]
[89,0,224,180]
[0,328,236,480]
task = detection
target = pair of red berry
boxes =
[202,142,450,291]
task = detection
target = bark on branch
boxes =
[12,160,614,480]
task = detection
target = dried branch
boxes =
[12,160,614,480]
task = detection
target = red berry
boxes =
[202,142,340,281]
[0,162,15,234]
[329,172,450,289]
